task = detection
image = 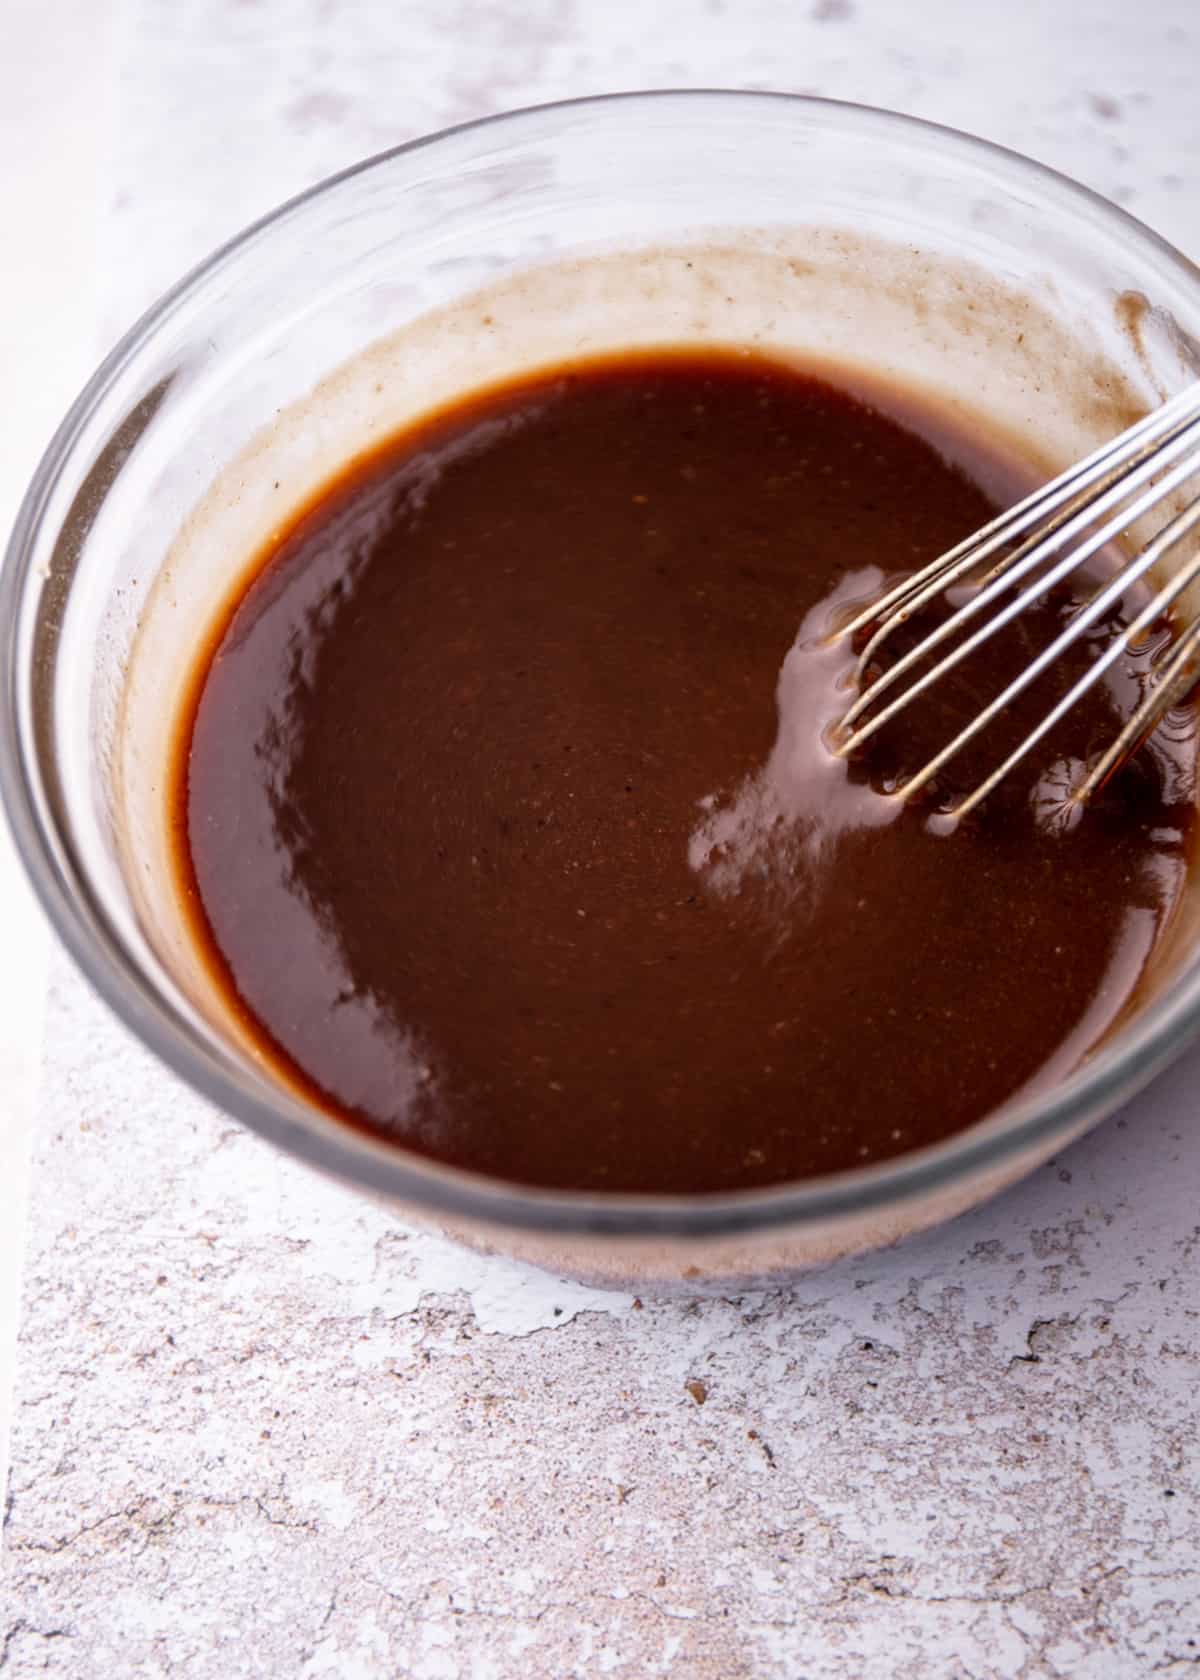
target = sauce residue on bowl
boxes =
[171,349,1197,1192]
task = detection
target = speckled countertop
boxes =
[5,2,1200,1675]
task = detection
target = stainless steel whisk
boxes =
[830,380,1200,818]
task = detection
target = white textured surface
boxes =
[6,2,1200,1675]
[0,0,113,1538]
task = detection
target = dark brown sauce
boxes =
[174,350,1198,1193]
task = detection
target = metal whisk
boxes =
[830,380,1200,819]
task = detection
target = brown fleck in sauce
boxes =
[173,350,1197,1193]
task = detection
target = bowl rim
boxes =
[5,87,1200,1240]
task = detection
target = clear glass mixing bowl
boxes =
[4,92,1200,1287]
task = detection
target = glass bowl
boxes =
[4,91,1200,1289]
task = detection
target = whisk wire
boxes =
[1076,589,1200,804]
[955,493,1200,817]
[838,381,1200,666]
[829,383,1200,817]
[838,440,1200,757]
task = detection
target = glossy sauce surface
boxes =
[176,351,1197,1192]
